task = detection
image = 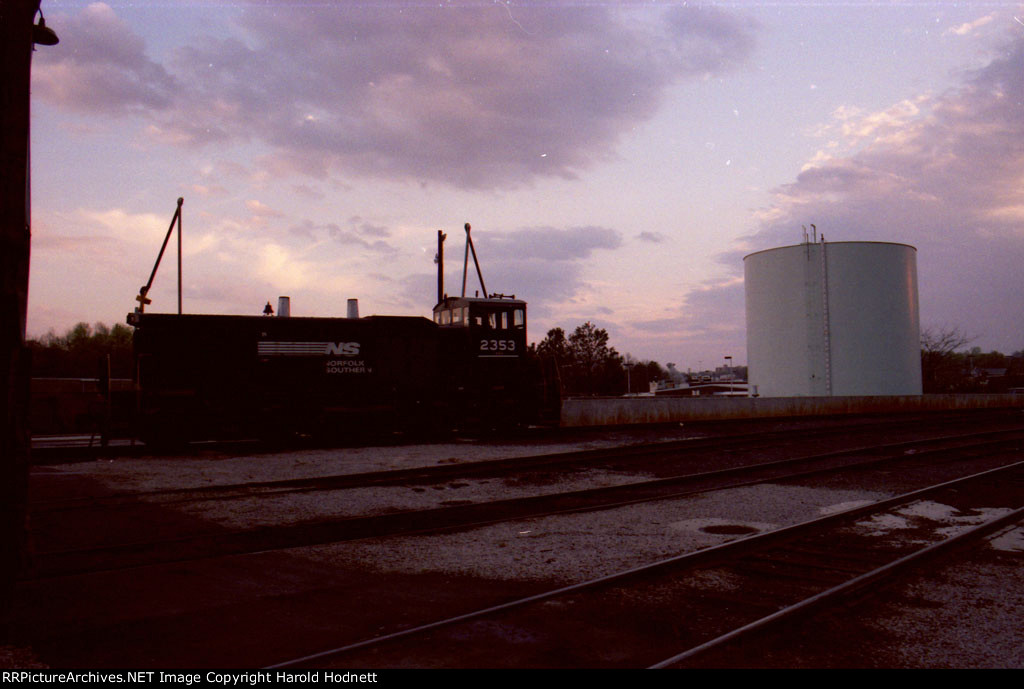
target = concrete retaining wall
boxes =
[561,394,1024,427]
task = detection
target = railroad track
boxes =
[29,408,1022,465]
[26,426,1024,579]
[31,411,1024,511]
[267,461,1024,669]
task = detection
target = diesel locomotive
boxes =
[128,223,560,445]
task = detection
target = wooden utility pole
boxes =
[1,0,49,640]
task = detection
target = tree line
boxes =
[920,327,1024,393]
[29,320,673,396]
[529,322,671,397]
[29,321,1022,396]
[28,322,134,379]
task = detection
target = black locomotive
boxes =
[128,223,560,445]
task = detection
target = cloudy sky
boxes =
[28,0,1024,368]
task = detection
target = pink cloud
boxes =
[32,3,177,114]
[35,2,756,189]
[742,34,1024,351]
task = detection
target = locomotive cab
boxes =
[432,295,539,429]
[433,295,527,357]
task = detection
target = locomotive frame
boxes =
[128,222,560,445]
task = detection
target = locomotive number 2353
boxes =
[480,339,516,353]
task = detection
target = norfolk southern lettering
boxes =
[326,359,367,374]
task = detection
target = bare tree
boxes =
[921,326,974,392]
[921,326,973,357]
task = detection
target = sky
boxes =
[27,0,1024,370]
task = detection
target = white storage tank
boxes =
[744,240,922,397]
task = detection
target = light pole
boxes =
[724,356,733,396]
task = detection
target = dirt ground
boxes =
[11,420,1024,668]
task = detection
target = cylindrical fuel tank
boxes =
[744,241,921,397]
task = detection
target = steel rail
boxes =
[30,431,1023,579]
[32,423,1024,513]
[649,504,1024,668]
[265,459,1024,669]
[30,407,1018,464]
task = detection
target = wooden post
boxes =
[436,230,445,306]
[1,0,44,640]
[176,197,182,314]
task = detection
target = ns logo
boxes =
[326,342,361,357]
